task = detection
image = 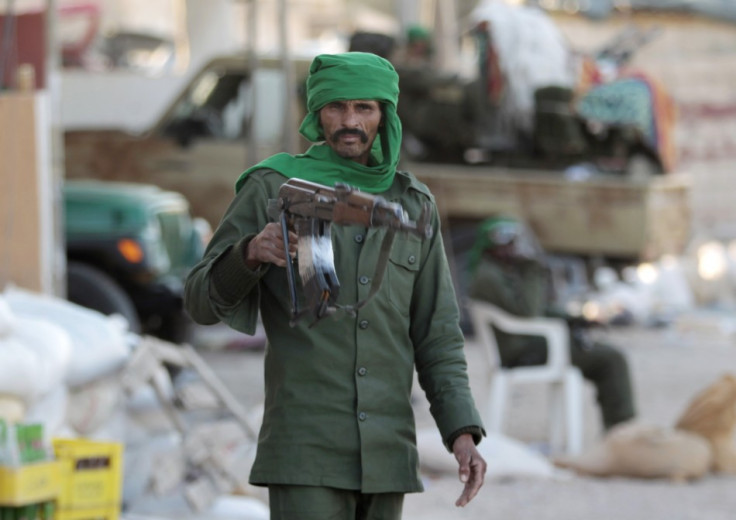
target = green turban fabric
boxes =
[235,52,402,194]
[466,216,546,277]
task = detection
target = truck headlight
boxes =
[117,238,145,264]
[140,220,171,274]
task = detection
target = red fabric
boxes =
[0,11,46,89]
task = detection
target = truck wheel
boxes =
[154,310,192,345]
[66,262,142,334]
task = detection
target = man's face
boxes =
[319,99,383,164]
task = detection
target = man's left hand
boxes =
[452,433,487,507]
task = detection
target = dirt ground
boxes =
[194,313,736,520]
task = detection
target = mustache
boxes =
[331,128,369,143]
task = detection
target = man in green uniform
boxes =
[467,216,636,431]
[184,52,486,519]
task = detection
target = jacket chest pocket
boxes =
[386,236,422,316]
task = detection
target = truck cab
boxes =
[64,54,312,228]
[64,179,209,342]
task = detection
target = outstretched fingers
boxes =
[452,434,487,507]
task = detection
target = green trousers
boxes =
[498,330,636,430]
[569,337,636,429]
[268,486,404,520]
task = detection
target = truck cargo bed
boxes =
[409,161,691,262]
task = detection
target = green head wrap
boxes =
[236,52,402,193]
[466,216,547,278]
[407,24,432,44]
[466,216,524,275]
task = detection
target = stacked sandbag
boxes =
[0,294,72,439]
[2,286,134,440]
[3,286,133,388]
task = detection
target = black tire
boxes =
[155,309,193,345]
[66,261,142,333]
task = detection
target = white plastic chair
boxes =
[466,299,584,455]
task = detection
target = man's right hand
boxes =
[245,222,298,270]
[452,433,487,507]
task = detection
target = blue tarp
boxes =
[525,0,736,23]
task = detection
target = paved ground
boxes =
[192,314,736,520]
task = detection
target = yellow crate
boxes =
[0,460,62,506]
[55,505,119,520]
[52,438,123,515]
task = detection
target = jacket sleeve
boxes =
[183,173,273,335]
[410,202,485,449]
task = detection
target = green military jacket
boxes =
[468,257,554,365]
[185,168,483,493]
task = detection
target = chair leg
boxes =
[548,382,565,453]
[486,372,508,433]
[564,369,584,455]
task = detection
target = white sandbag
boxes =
[123,431,183,507]
[24,383,70,440]
[124,490,192,517]
[478,432,571,481]
[83,408,128,444]
[125,407,178,445]
[0,336,45,400]
[648,257,696,320]
[0,298,15,338]
[126,364,174,412]
[416,427,567,481]
[0,297,68,401]
[208,495,269,520]
[67,371,124,436]
[3,286,133,387]
[12,316,72,397]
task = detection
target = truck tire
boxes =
[66,261,142,334]
[154,309,192,345]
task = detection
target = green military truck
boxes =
[64,179,208,343]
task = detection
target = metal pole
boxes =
[46,0,66,297]
[278,0,296,154]
[396,0,421,41]
[246,0,258,164]
[433,0,460,74]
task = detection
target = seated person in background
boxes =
[466,216,636,431]
[402,24,434,67]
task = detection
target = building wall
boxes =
[58,0,355,133]
[0,93,56,294]
[553,12,736,238]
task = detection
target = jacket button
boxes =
[358,367,367,376]
[358,412,367,421]
[359,320,369,329]
[359,275,370,285]
[408,255,416,264]
[355,234,364,243]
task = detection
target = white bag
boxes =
[4,287,133,387]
